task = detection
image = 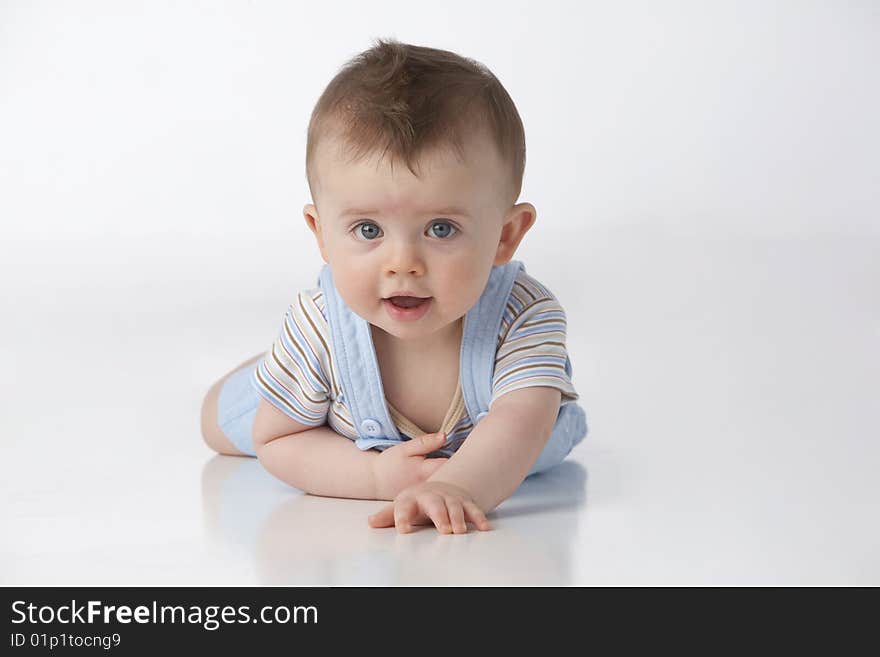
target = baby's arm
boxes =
[368,386,562,532]
[431,387,562,511]
[253,398,446,500]
[256,423,380,499]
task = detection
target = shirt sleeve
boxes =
[251,290,332,426]
[490,294,580,408]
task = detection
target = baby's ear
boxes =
[303,204,319,231]
[303,204,329,263]
[494,203,537,266]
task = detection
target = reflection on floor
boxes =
[201,454,589,586]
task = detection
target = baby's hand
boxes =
[368,480,491,534]
[371,432,449,500]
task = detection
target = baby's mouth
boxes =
[386,296,430,309]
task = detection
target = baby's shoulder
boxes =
[509,266,563,305]
[303,286,328,321]
[285,285,329,324]
[497,266,569,342]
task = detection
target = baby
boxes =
[200,39,588,534]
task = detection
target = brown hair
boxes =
[306,38,526,206]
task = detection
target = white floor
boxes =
[2,228,878,586]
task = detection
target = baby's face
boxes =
[305,131,533,345]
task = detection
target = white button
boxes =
[476,411,489,422]
[361,419,382,435]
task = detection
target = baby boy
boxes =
[200,39,587,534]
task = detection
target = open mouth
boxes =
[382,296,433,320]
[385,296,430,309]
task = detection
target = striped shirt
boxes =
[252,268,579,451]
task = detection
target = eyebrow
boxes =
[340,207,470,218]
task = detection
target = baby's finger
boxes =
[445,498,468,534]
[401,432,446,457]
[421,494,452,534]
[394,497,420,534]
[368,504,396,528]
[463,500,491,531]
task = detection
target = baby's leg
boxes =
[200,353,265,456]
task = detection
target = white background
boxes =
[1,1,878,585]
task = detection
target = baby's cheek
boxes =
[335,270,376,312]
[447,260,491,303]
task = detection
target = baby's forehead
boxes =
[323,161,502,216]
[311,128,513,211]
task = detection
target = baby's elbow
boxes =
[252,397,316,448]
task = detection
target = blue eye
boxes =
[429,221,457,239]
[351,220,457,241]
[353,222,382,240]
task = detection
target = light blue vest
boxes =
[317,260,587,476]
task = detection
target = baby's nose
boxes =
[385,244,425,275]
